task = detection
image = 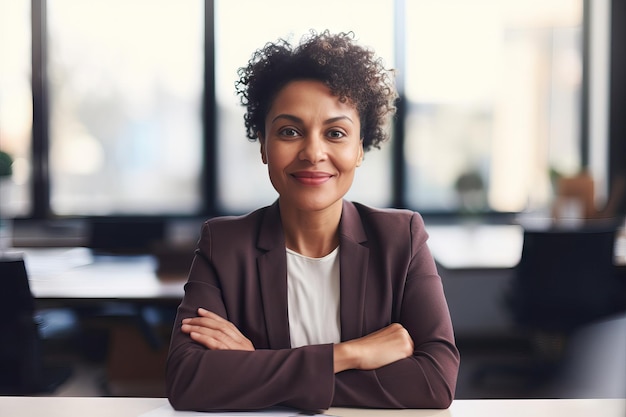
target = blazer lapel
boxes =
[338,201,369,342]
[256,200,369,346]
[257,202,291,349]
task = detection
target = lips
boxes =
[291,171,333,185]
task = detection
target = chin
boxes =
[300,198,343,213]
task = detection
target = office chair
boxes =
[507,225,624,334]
[473,224,626,393]
[0,257,73,395]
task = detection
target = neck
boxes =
[279,200,342,258]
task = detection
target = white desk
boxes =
[0,397,624,417]
[426,224,524,269]
[426,223,626,270]
[12,224,626,300]
[14,247,185,302]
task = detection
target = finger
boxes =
[189,330,231,350]
[181,318,234,340]
[181,308,225,322]
[197,307,218,318]
[183,310,230,329]
[191,314,245,343]
[184,324,253,351]
[181,323,235,348]
[181,313,252,349]
[193,309,237,332]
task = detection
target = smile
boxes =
[291,171,333,186]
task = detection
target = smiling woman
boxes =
[165,31,460,412]
[259,80,364,226]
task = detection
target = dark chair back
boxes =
[0,257,71,394]
[0,258,44,393]
[0,257,35,316]
[508,225,622,333]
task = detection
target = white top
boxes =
[286,246,341,348]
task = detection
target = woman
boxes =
[166,30,459,412]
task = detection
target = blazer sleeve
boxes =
[165,222,336,412]
[332,212,460,408]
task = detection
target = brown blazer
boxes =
[166,200,459,411]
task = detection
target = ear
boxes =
[258,132,268,165]
[356,139,364,167]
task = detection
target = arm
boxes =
[166,272,336,412]
[181,308,255,351]
[333,323,414,373]
[331,212,460,408]
[183,310,421,403]
[165,222,336,412]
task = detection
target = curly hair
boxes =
[235,30,398,152]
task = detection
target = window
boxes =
[0,0,604,221]
[46,0,204,215]
[0,0,32,217]
[403,0,583,214]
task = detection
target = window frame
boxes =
[19,0,623,225]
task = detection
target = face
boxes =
[259,79,364,214]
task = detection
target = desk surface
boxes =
[13,223,626,301]
[426,224,524,269]
[426,223,626,270]
[15,247,185,302]
[1,397,625,417]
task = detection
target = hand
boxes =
[333,323,414,373]
[181,308,255,351]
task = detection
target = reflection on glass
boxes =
[0,0,32,217]
[47,0,204,215]
[215,0,394,214]
[404,0,583,214]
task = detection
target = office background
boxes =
[2,0,625,225]
[1,0,625,400]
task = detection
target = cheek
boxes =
[264,147,285,167]
[338,148,363,171]
[264,146,293,177]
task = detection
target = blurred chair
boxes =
[0,257,73,395]
[507,224,625,334]
[473,223,626,392]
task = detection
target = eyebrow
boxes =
[270,114,354,125]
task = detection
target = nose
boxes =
[299,134,327,164]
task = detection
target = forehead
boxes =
[268,79,358,116]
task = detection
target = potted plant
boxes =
[0,150,14,256]
[0,150,12,178]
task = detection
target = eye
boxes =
[327,129,346,140]
[279,127,300,138]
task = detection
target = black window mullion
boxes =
[31,0,49,219]
[580,0,590,169]
[609,0,626,216]
[203,0,217,217]
[392,0,407,209]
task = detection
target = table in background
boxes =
[16,247,186,304]
[1,397,624,417]
[10,247,187,396]
[425,222,626,337]
[426,224,524,269]
[426,223,626,270]
[13,224,626,301]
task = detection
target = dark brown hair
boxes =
[235,30,398,152]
